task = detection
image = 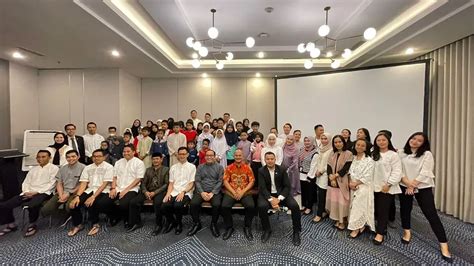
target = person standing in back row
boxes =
[83,122,105,165]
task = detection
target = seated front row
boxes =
[0,147,301,246]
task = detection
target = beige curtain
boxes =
[417,35,474,223]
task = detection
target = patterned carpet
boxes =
[0,203,473,265]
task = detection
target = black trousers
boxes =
[221,194,255,229]
[114,191,138,224]
[389,196,396,222]
[257,194,301,232]
[190,192,222,224]
[374,192,394,235]
[250,161,262,188]
[399,186,448,243]
[315,186,327,217]
[70,193,114,226]
[0,193,50,225]
[301,180,316,210]
[162,195,191,225]
[129,191,166,226]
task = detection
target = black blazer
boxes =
[66,135,86,163]
[258,165,290,200]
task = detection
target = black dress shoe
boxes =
[292,231,301,246]
[210,223,220,238]
[261,230,271,243]
[186,223,202,236]
[373,238,384,245]
[126,224,142,233]
[163,222,174,234]
[222,228,234,240]
[175,223,183,235]
[152,225,163,236]
[109,218,120,227]
[243,227,254,241]
[124,222,130,230]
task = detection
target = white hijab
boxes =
[210,129,229,156]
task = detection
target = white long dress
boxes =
[348,155,375,231]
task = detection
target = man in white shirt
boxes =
[314,124,324,149]
[278,123,292,141]
[68,149,114,237]
[0,150,59,237]
[110,144,145,232]
[83,122,105,165]
[257,151,301,246]
[190,110,202,129]
[162,147,196,235]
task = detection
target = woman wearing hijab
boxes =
[211,129,229,168]
[308,132,333,223]
[326,135,353,230]
[149,124,159,140]
[298,136,318,214]
[197,123,214,151]
[282,135,300,198]
[224,124,239,165]
[261,133,283,166]
[131,119,141,138]
[46,132,72,166]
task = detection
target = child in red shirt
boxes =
[198,138,211,165]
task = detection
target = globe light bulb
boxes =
[318,24,330,37]
[208,27,219,39]
[364,27,377,40]
[246,37,255,48]
[304,59,313,69]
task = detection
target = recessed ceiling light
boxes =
[258,32,270,38]
[405,48,414,55]
[326,51,333,57]
[201,73,208,78]
[12,51,25,59]
[257,52,265,58]
[256,72,261,77]
[111,50,120,57]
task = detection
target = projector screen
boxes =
[276,62,427,148]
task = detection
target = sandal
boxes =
[312,216,321,223]
[67,225,84,237]
[0,225,18,236]
[87,224,100,236]
[24,225,37,237]
[304,209,313,215]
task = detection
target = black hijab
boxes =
[224,124,239,147]
[131,119,141,138]
[49,132,67,165]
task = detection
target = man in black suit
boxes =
[64,124,86,164]
[258,151,301,246]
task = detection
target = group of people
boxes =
[0,110,453,262]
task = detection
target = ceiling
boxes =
[0,0,472,78]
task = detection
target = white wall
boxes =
[141,77,275,134]
[9,62,39,150]
[0,60,10,149]
[8,67,275,149]
[119,69,141,133]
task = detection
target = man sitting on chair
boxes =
[221,149,256,241]
[0,150,58,237]
[162,147,196,235]
[187,149,224,237]
[68,149,115,236]
[258,151,302,246]
[40,150,85,220]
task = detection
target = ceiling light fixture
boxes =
[256,72,261,77]
[12,51,25,59]
[296,6,377,68]
[304,59,313,69]
[257,51,265,58]
[111,50,120,57]
[405,47,414,55]
[201,73,208,78]
[185,9,256,68]
[331,59,340,69]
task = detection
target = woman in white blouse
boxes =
[399,132,452,262]
[308,132,332,223]
[46,132,73,166]
[371,132,402,245]
[261,133,283,166]
[347,139,375,238]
